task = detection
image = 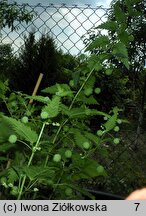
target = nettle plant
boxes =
[0,73,124,199]
[0,6,131,199]
[0,79,121,200]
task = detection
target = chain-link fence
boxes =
[0,3,146,197]
[0,3,108,55]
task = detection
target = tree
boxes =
[0,0,35,83]
[83,0,146,149]
[83,0,146,111]
[107,0,146,149]
[0,44,17,81]
[0,0,34,31]
[10,32,77,94]
[108,0,146,79]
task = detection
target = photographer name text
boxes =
[3,202,107,213]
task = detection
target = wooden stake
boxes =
[29,73,44,104]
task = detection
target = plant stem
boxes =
[49,162,65,200]
[44,119,68,167]
[52,68,95,146]
[45,69,95,168]
[52,119,68,144]
[69,68,94,110]
[3,99,13,117]
[17,122,46,200]
[17,175,27,200]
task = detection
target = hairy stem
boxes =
[44,69,95,167]
[53,68,95,145]
[69,68,94,110]
[17,122,46,200]
[49,162,65,199]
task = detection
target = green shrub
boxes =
[0,66,123,199]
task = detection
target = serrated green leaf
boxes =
[23,166,55,181]
[42,83,71,95]
[83,96,99,105]
[113,42,129,69]
[97,21,118,31]
[41,84,58,94]
[66,107,87,118]
[56,90,74,97]
[25,95,50,104]
[60,104,70,115]
[55,84,74,97]
[83,159,106,178]
[114,3,126,23]
[104,112,118,132]
[98,53,111,61]
[64,107,107,119]
[7,167,19,184]
[85,35,110,51]
[76,91,99,105]
[84,131,100,146]
[1,115,38,144]
[113,42,128,58]
[89,110,111,117]
[61,105,88,119]
[42,96,60,118]
[71,129,87,148]
[118,31,130,45]
[72,158,106,180]
[87,54,102,71]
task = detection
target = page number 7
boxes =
[134,203,140,211]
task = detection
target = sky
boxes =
[4,0,112,55]
[10,0,112,7]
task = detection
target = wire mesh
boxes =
[0,3,109,55]
[0,2,146,197]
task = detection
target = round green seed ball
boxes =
[8,134,17,144]
[40,111,49,119]
[65,150,72,158]
[113,138,120,145]
[21,116,28,123]
[94,87,101,94]
[96,165,104,174]
[97,130,103,137]
[53,154,61,162]
[114,126,120,132]
[117,119,122,124]
[83,141,90,150]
